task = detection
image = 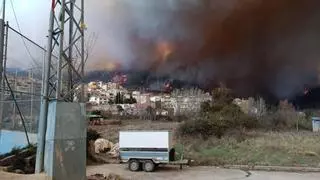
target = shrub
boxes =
[101,110,112,119]
[178,111,235,139]
[87,129,101,159]
[172,114,191,122]
[259,100,308,130]
[214,104,258,130]
[212,88,233,105]
[178,88,258,139]
[87,129,101,143]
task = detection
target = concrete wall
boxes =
[44,101,86,180]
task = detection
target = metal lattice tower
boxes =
[36,0,85,173]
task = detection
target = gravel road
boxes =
[1,164,319,180]
[87,164,320,180]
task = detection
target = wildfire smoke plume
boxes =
[90,0,320,99]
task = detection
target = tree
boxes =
[123,95,137,104]
[117,105,124,112]
[178,87,257,139]
[200,101,211,114]
[145,106,156,121]
[108,99,114,104]
[212,87,233,104]
[130,95,137,104]
[115,92,124,104]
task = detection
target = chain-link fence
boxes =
[0,24,45,134]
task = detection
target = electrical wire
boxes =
[4,74,30,146]
[9,0,41,68]
[0,99,41,103]
[0,87,42,97]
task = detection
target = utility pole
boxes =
[12,69,17,129]
[35,0,85,174]
[0,0,6,129]
[29,69,33,131]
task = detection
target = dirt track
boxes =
[0,171,46,180]
[87,164,320,180]
[1,164,320,180]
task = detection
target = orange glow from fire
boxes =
[156,41,174,62]
[89,61,122,71]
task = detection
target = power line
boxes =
[0,99,41,103]
[7,25,46,55]
[0,87,42,97]
[9,0,41,67]
[4,74,30,145]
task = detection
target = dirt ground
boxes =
[1,165,320,180]
[87,164,320,180]
[0,171,46,180]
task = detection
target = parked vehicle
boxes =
[119,131,189,172]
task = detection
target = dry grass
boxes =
[90,119,180,143]
[90,120,320,167]
[181,131,320,167]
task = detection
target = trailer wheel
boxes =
[143,160,155,172]
[129,159,141,171]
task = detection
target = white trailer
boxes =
[119,131,188,172]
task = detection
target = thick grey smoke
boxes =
[7,0,320,99]
[87,0,320,99]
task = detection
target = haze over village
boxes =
[1,1,320,180]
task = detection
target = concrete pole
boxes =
[35,3,55,173]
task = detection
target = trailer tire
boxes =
[129,159,141,171]
[143,160,155,172]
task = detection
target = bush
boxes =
[178,117,226,139]
[178,88,258,139]
[87,129,101,159]
[0,144,36,159]
[172,114,191,122]
[212,88,233,105]
[259,100,309,130]
[209,103,258,130]
[87,129,101,143]
[101,110,112,119]
[178,109,256,139]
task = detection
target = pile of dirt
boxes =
[88,140,121,165]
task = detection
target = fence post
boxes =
[0,19,5,130]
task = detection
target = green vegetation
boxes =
[0,144,36,159]
[0,144,37,174]
[87,129,102,161]
[177,87,318,167]
[178,88,313,138]
[178,88,257,138]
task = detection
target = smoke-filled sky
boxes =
[4,0,320,99]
